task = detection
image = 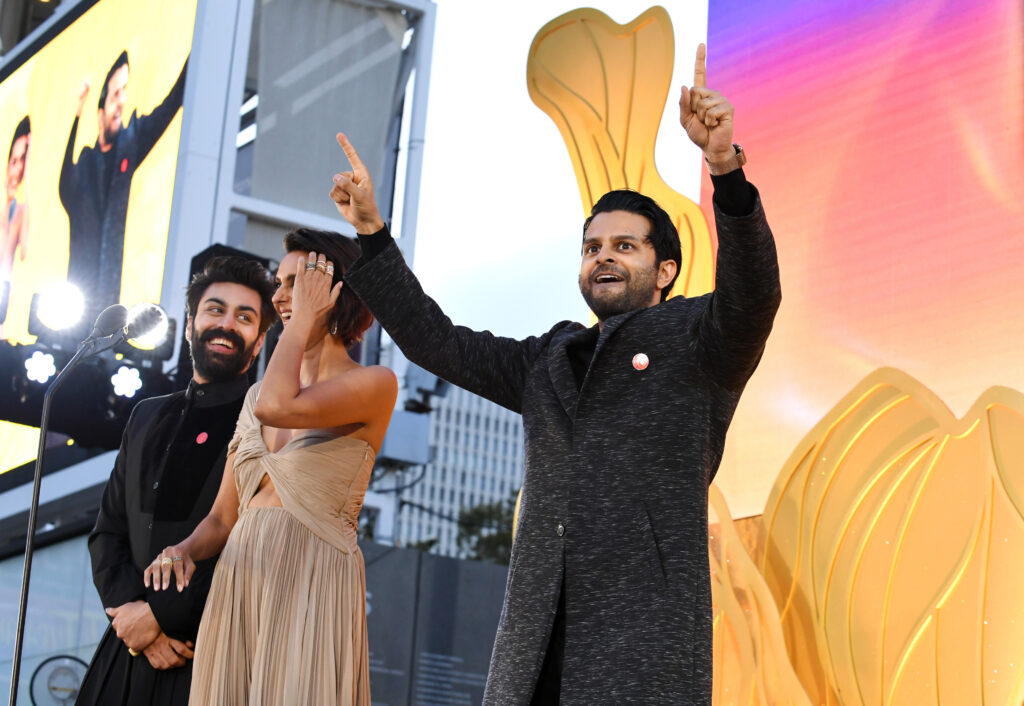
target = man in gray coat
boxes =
[335,45,780,705]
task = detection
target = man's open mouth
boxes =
[207,337,236,353]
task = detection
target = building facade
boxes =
[395,385,524,558]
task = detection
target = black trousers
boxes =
[530,580,566,705]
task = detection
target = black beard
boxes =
[102,122,121,148]
[579,265,659,321]
[190,325,255,383]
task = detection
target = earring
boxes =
[330,320,338,336]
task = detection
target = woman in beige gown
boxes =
[145,228,397,705]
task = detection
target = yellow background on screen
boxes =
[0,0,197,474]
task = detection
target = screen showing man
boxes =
[60,50,187,321]
[0,0,198,476]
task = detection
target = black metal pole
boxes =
[7,340,95,705]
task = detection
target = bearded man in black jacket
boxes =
[75,257,275,706]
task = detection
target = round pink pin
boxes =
[632,353,649,371]
[196,432,209,444]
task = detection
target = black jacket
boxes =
[346,186,781,705]
[76,375,247,706]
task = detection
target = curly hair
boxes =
[186,256,277,335]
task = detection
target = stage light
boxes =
[35,282,85,332]
[110,366,143,398]
[24,351,56,384]
[126,303,169,349]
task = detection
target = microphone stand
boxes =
[7,328,127,705]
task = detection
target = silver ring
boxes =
[171,556,183,563]
[305,262,317,271]
[325,265,335,275]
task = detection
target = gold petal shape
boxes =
[709,485,813,705]
[527,7,714,297]
[761,367,1024,706]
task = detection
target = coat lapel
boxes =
[578,308,644,395]
[548,308,644,419]
[548,324,596,419]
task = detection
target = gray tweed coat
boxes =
[346,192,780,705]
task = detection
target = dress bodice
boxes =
[228,383,375,554]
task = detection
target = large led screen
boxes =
[701,0,1024,516]
[0,0,198,473]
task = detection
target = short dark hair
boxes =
[98,51,130,111]
[583,190,682,301]
[283,228,373,349]
[9,115,30,161]
[186,256,277,335]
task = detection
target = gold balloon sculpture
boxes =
[527,6,714,298]
[762,368,1024,706]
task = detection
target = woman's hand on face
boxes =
[289,251,343,336]
[144,545,196,592]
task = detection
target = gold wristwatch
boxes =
[705,144,746,175]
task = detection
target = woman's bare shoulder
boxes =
[359,364,398,394]
[329,363,397,394]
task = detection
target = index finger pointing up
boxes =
[694,43,707,89]
[336,133,367,173]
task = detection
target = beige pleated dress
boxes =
[189,383,373,705]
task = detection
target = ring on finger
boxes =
[316,262,327,273]
[305,262,317,271]
[325,265,335,275]
[172,556,183,563]
[160,557,173,566]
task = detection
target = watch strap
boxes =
[705,144,746,176]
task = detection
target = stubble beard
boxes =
[579,265,660,321]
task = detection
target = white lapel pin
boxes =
[632,353,649,371]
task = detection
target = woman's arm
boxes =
[144,451,240,592]
[253,251,398,432]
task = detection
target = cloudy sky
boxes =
[401,1,709,339]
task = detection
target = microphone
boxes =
[85,304,128,342]
[125,302,166,341]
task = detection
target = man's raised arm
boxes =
[58,81,90,209]
[135,58,188,161]
[680,44,781,391]
[331,134,558,414]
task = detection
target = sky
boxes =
[402,1,709,340]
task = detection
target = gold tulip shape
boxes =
[709,484,813,705]
[762,367,1024,705]
[527,6,714,298]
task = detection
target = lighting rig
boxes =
[0,282,176,449]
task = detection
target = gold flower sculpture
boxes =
[709,485,813,705]
[526,6,714,297]
[761,367,1024,705]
